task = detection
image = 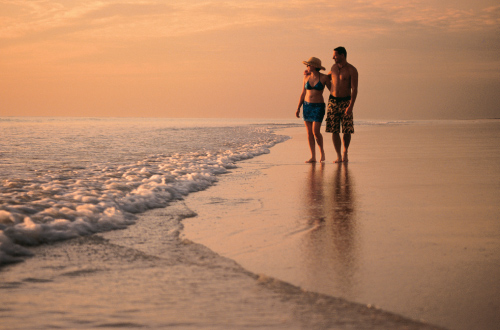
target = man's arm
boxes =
[346,66,358,115]
[325,72,332,91]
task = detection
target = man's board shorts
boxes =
[303,101,325,123]
[325,95,354,134]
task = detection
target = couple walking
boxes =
[296,47,358,163]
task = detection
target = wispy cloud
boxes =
[0,0,268,40]
[1,0,498,42]
[299,0,500,36]
[1,0,498,73]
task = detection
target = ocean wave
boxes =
[0,125,289,266]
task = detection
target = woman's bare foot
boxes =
[334,154,343,163]
[320,152,326,162]
[305,158,317,163]
[343,151,349,163]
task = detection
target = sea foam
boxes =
[0,121,290,265]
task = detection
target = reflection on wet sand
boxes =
[302,163,358,297]
[304,163,326,228]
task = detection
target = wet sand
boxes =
[183,121,500,330]
[0,186,445,330]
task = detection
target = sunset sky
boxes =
[1,0,499,119]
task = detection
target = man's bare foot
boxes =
[334,154,343,163]
[320,153,326,162]
[343,152,349,163]
[306,158,317,163]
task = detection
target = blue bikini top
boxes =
[305,77,325,91]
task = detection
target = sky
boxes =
[1,0,499,120]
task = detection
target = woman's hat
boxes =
[302,57,325,70]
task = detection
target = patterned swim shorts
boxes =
[303,101,326,123]
[325,95,354,134]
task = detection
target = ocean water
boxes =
[0,117,296,265]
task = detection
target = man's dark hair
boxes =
[334,46,347,58]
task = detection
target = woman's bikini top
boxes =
[305,77,325,91]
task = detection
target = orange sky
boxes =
[1,0,499,119]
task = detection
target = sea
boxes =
[0,117,294,265]
[0,117,497,330]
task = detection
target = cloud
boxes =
[0,0,272,41]
[1,0,498,74]
[301,0,500,36]
[1,0,498,42]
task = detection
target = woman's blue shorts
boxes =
[303,101,325,123]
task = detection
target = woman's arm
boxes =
[296,77,307,118]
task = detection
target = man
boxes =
[325,46,358,163]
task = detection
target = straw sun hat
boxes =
[302,57,325,70]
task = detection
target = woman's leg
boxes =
[304,121,316,163]
[313,121,325,162]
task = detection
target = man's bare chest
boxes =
[332,72,350,85]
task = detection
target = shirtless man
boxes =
[325,47,358,163]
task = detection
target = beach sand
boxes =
[183,121,500,330]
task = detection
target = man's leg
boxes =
[333,133,342,163]
[343,133,351,162]
[340,100,354,162]
[326,95,342,163]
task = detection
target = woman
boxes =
[296,57,330,163]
